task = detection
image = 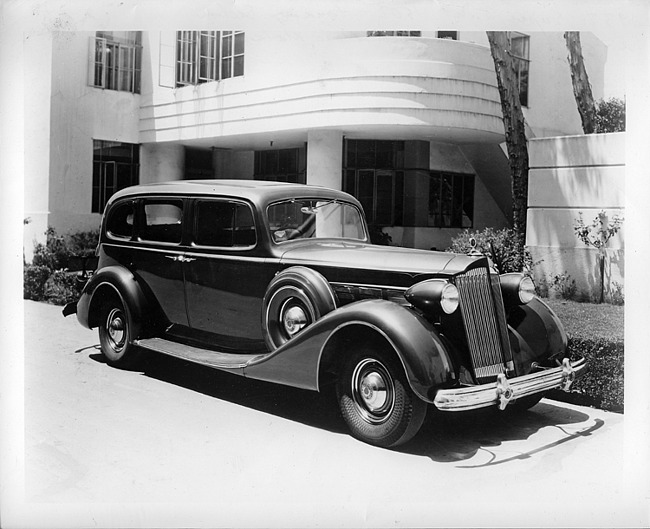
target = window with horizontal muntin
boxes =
[509,32,530,107]
[106,200,136,240]
[140,200,184,244]
[367,31,421,37]
[254,148,304,184]
[176,30,244,87]
[194,200,256,248]
[343,140,405,226]
[90,31,142,93]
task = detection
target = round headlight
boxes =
[441,283,459,314]
[518,276,536,304]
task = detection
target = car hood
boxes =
[278,240,484,277]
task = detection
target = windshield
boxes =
[268,199,367,243]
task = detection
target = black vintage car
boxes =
[64,180,585,447]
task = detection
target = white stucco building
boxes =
[23,30,607,258]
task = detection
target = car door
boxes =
[129,197,189,327]
[183,198,274,352]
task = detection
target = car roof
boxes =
[107,179,360,208]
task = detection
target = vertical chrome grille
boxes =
[455,267,513,383]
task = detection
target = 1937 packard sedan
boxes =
[64,180,585,447]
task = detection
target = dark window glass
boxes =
[343,140,405,226]
[428,172,474,228]
[436,31,458,40]
[194,201,256,248]
[92,140,139,213]
[254,148,303,183]
[141,201,183,243]
[107,200,136,239]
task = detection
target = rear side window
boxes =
[140,200,184,244]
[106,200,135,239]
[194,200,256,248]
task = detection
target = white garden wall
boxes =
[527,132,625,302]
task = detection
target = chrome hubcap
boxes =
[351,359,395,424]
[281,303,309,337]
[106,308,126,350]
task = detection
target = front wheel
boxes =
[336,348,427,448]
[98,294,141,368]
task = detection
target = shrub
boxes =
[66,229,100,258]
[44,270,85,305]
[30,227,99,269]
[24,265,52,301]
[32,227,69,270]
[594,97,625,133]
[549,337,624,412]
[447,227,531,274]
[551,271,577,301]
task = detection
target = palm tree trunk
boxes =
[564,31,597,134]
[486,31,529,240]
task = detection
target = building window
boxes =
[367,31,421,37]
[428,172,474,228]
[92,140,139,213]
[436,31,458,40]
[254,149,304,183]
[90,32,141,93]
[343,140,405,226]
[509,32,530,107]
[176,31,244,86]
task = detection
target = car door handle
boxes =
[165,255,196,263]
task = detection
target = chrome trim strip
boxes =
[330,281,409,292]
[433,357,587,411]
[101,242,276,263]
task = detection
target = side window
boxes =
[106,200,135,239]
[194,200,256,248]
[141,200,184,244]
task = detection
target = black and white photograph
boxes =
[2,0,649,527]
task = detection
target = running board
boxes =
[134,337,268,370]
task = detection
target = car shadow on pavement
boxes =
[400,402,599,463]
[89,350,598,461]
[90,350,348,435]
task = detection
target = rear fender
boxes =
[76,266,150,330]
[244,299,455,403]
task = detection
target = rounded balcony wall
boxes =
[141,36,504,145]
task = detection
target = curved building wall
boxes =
[140,33,504,146]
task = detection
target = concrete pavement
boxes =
[4,300,648,527]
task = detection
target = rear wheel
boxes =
[98,293,141,368]
[337,347,427,448]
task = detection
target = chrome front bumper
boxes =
[433,357,587,412]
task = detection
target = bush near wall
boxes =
[24,228,99,306]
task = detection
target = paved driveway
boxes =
[7,301,647,527]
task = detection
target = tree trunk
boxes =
[564,31,597,134]
[486,31,529,240]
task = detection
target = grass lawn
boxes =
[544,298,624,341]
[543,298,624,413]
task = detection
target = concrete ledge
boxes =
[529,132,625,168]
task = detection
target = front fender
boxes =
[244,299,455,403]
[76,265,150,330]
[507,297,569,375]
